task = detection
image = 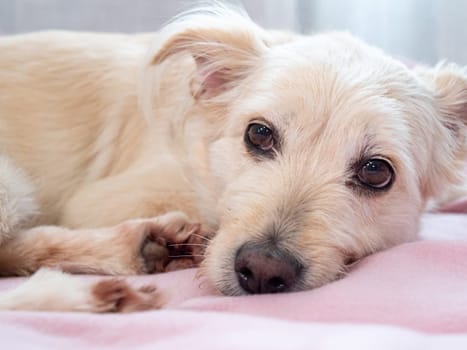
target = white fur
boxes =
[0,268,98,312]
[0,155,38,244]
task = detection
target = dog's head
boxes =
[146,5,467,295]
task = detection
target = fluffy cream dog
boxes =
[0,4,466,311]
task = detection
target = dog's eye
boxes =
[357,159,394,189]
[245,123,274,153]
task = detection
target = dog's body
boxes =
[0,5,466,311]
[0,31,194,227]
[0,31,210,310]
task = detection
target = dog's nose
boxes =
[234,243,302,294]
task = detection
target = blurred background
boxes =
[0,0,466,65]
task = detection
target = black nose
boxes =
[234,242,302,294]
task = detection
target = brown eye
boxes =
[357,159,394,189]
[245,123,274,153]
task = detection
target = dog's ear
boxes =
[417,64,467,133]
[415,64,467,202]
[149,6,268,100]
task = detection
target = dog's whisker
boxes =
[169,254,205,258]
[167,243,208,248]
[189,232,213,242]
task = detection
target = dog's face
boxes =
[149,7,467,295]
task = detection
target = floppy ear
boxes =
[418,64,467,135]
[415,64,467,202]
[149,6,268,100]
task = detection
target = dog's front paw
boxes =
[118,211,209,274]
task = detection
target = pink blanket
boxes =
[1,206,467,349]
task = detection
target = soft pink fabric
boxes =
[1,198,467,349]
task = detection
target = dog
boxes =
[0,3,466,312]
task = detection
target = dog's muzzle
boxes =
[234,242,303,294]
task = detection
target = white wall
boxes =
[0,0,465,65]
[0,0,297,33]
[300,0,467,65]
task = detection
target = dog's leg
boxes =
[0,268,163,312]
[0,211,204,276]
[60,168,201,229]
[0,154,38,246]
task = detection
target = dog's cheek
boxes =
[200,229,244,294]
[283,230,347,289]
[208,139,236,186]
[207,138,249,191]
[351,190,421,255]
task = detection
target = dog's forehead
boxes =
[241,56,409,131]
[243,37,411,119]
[231,41,418,164]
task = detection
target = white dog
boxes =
[0,4,466,311]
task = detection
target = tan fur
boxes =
[0,4,466,309]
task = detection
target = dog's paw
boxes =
[91,279,163,313]
[117,211,210,274]
[140,235,170,273]
[147,211,214,272]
